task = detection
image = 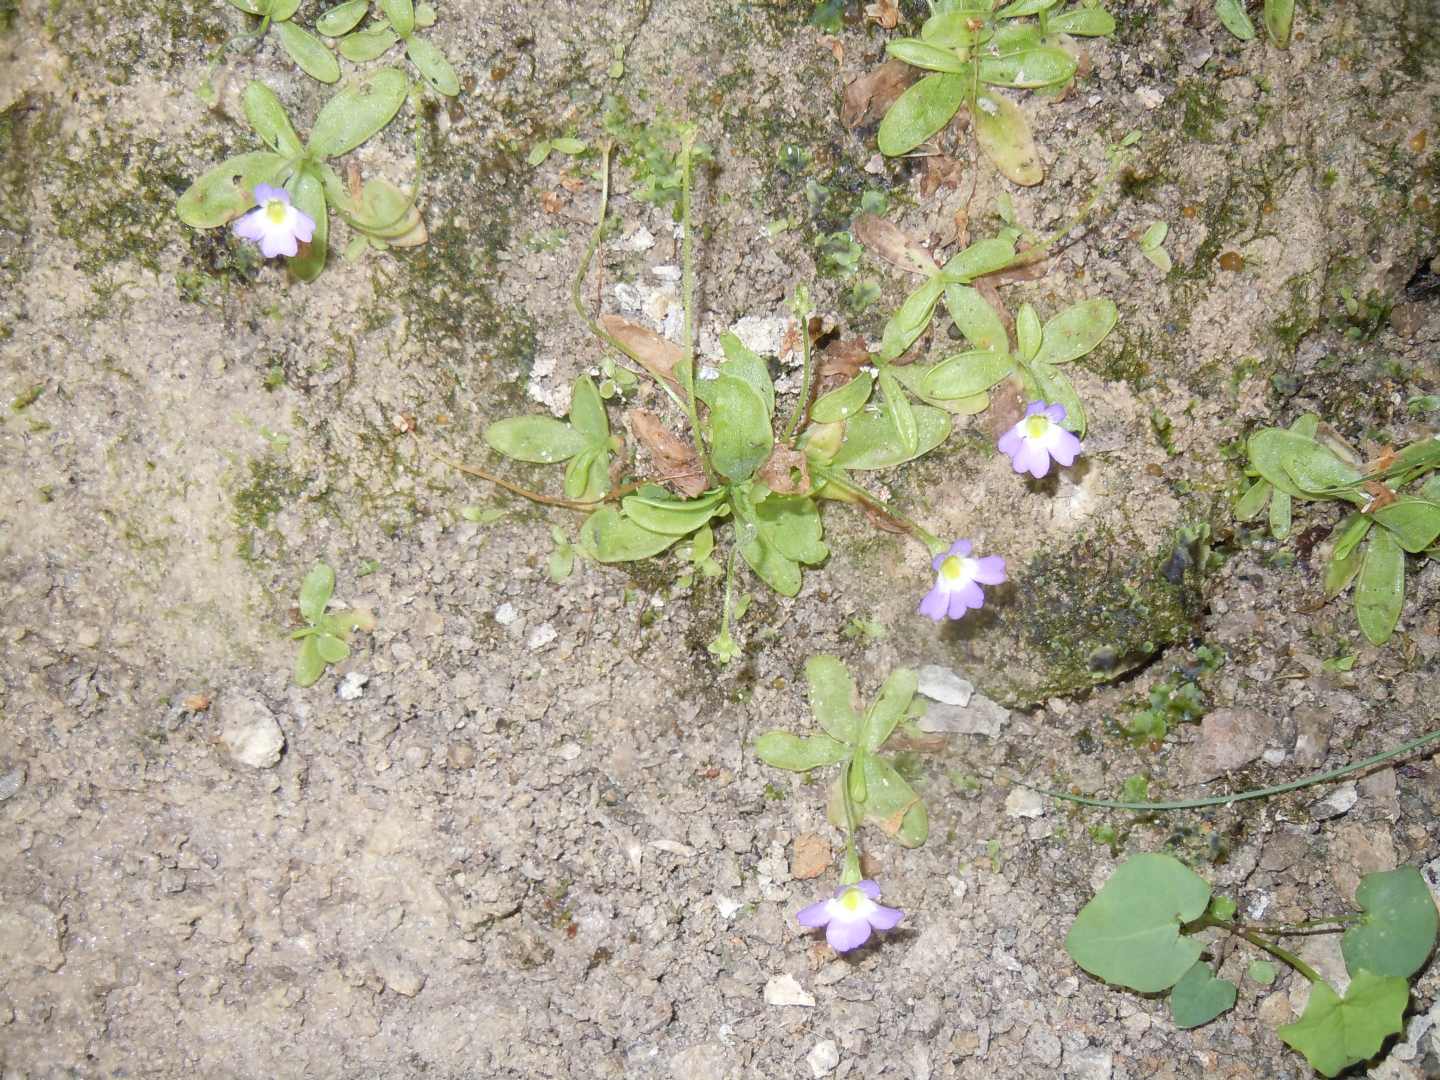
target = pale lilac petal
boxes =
[253,183,288,204]
[797,900,832,928]
[947,581,983,617]
[918,586,948,621]
[972,555,1007,584]
[826,916,873,952]
[947,539,972,558]
[997,426,1022,457]
[1023,400,1046,417]
[290,209,316,243]
[868,904,904,930]
[232,210,266,242]
[1012,441,1052,478]
[1042,402,1067,424]
[854,880,882,900]
[1050,429,1081,467]
[259,230,298,258]
[932,551,948,571]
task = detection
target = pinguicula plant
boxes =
[177,72,419,280]
[877,0,1116,185]
[1067,855,1436,1076]
[320,0,460,96]
[1215,0,1293,48]
[291,563,375,686]
[458,135,1027,660]
[221,0,342,83]
[1237,415,1440,644]
[756,656,931,951]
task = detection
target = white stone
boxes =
[337,672,369,701]
[918,693,1009,737]
[806,1039,839,1077]
[763,973,816,1007]
[713,895,742,919]
[526,623,557,650]
[1004,787,1045,819]
[1311,782,1358,820]
[494,602,518,625]
[219,696,285,769]
[917,665,974,706]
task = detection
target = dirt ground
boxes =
[1,0,1438,1076]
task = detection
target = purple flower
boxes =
[797,880,904,952]
[918,539,1006,621]
[232,183,316,259]
[998,400,1082,478]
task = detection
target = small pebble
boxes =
[218,696,285,769]
[806,1039,839,1077]
[337,672,369,701]
[764,973,816,1008]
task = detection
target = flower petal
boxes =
[1023,400,1046,417]
[290,210,316,243]
[232,210,266,242]
[825,915,873,952]
[948,539,972,558]
[972,555,1007,584]
[1042,402,1067,424]
[797,900,833,928]
[1012,441,1051,478]
[854,880,882,900]
[946,581,983,618]
[253,183,288,205]
[1050,429,1081,466]
[918,586,948,621]
[867,903,904,931]
[997,426,1022,457]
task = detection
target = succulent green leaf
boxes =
[1246,428,1314,497]
[226,0,266,14]
[847,753,868,805]
[718,332,776,416]
[924,349,1016,399]
[886,38,972,74]
[971,91,1042,186]
[877,73,969,157]
[1263,0,1293,46]
[1029,362,1085,436]
[242,82,303,156]
[859,755,928,847]
[316,0,368,36]
[1373,496,1440,553]
[944,284,1008,352]
[339,27,399,61]
[1324,542,1364,600]
[1277,972,1408,1078]
[994,0,1058,17]
[274,21,341,83]
[1268,488,1292,539]
[380,0,414,36]
[1248,960,1277,986]
[578,508,680,562]
[307,67,408,159]
[755,731,850,772]
[551,137,587,154]
[176,152,289,228]
[1065,853,1211,993]
[1356,529,1404,645]
[299,563,336,622]
[1332,512,1372,561]
[753,493,828,565]
[940,236,1017,282]
[1033,298,1118,366]
[1216,0,1257,40]
[878,369,918,458]
[314,632,351,663]
[484,416,589,463]
[805,654,861,744]
[567,375,609,444]
[406,35,460,96]
[1281,441,1364,494]
[621,487,727,536]
[1046,7,1116,35]
[1233,478,1271,521]
[810,372,874,423]
[1169,962,1238,1029]
[704,376,773,483]
[833,404,952,469]
[563,448,601,501]
[921,10,987,48]
[876,273,946,361]
[979,47,1076,88]
[738,531,802,596]
[1140,221,1169,251]
[271,0,301,20]
[285,167,328,282]
[1016,302,1042,363]
[294,635,326,687]
[863,667,918,751]
[1342,867,1438,979]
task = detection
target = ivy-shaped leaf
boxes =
[1277,972,1408,1078]
[1169,961,1237,1029]
[1341,867,1438,979]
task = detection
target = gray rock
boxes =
[669,1043,734,1080]
[0,765,24,801]
[1181,708,1279,782]
[763,973,815,1007]
[917,692,1010,737]
[218,695,286,769]
[917,665,974,706]
[1310,782,1357,821]
[337,671,369,701]
[806,1039,839,1077]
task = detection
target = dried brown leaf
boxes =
[984,376,1028,441]
[601,315,685,390]
[864,0,899,28]
[853,214,939,276]
[539,190,564,213]
[817,34,844,63]
[817,336,870,381]
[627,409,708,497]
[757,445,812,496]
[919,154,966,197]
[842,59,917,129]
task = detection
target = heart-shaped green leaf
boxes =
[806,655,861,744]
[307,67,408,159]
[1342,867,1438,978]
[1065,853,1211,993]
[299,563,336,622]
[878,72,969,156]
[275,21,341,83]
[1277,972,1408,1078]
[176,151,288,228]
[1169,962,1237,1029]
[1356,528,1403,645]
[755,731,849,772]
[485,415,589,463]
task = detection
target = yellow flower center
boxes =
[1023,415,1050,440]
[838,887,865,912]
[264,200,289,224]
[939,555,964,582]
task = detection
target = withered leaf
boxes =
[853,214,939,277]
[842,59,917,129]
[984,376,1028,441]
[864,0,899,29]
[919,154,966,197]
[757,445,812,496]
[627,409,708,497]
[601,315,685,391]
